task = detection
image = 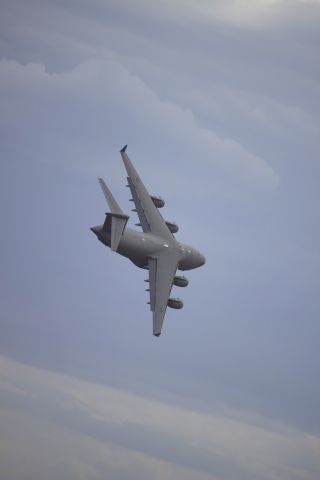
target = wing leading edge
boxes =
[148,251,180,336]
[120,146,174,242]
[120,145,180,336]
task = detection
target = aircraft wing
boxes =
[120,146,174,242]
[148,251,180,336]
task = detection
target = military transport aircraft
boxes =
[91,146,205,336]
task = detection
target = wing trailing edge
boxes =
[120,147,175,242]
[148,252,180,337]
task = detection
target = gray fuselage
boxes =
[91,226,205,271]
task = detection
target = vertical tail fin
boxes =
[98,177,123,214]
[97,177,129,252]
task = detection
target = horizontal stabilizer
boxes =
[102,212,129,251]
[110,213,129,252]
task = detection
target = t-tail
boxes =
[94,177,129,252]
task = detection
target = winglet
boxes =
[120,144,127,153]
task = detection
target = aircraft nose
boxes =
[200,253,206,266]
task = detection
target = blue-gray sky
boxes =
[1,1,320,479]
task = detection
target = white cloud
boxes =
[1,2,319,470]
[0,57,279,192]
[0,356,319,480]
[176,0,281,28]
[114,0,318,29]
[2,0,319,192]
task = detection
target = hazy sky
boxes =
[1,1,320,479]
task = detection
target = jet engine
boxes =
[165,221,179,233]
[173,275,188,287]
[151,195,165,208]
[167,298,183,309]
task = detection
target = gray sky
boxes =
[0,1,320,479]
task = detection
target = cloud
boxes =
[0,356,319,480]
[2,0,319,192]
[168,0,319,30]
[0,1,320,474]
[2,0,319,188]
[164,0,282,28]
[0,57,279,200]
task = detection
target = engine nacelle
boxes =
[165,220,179,233]
[151,195,165,208]
[173,275,188,287]
[167,297,183,309]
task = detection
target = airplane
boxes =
[90,145,205,336]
